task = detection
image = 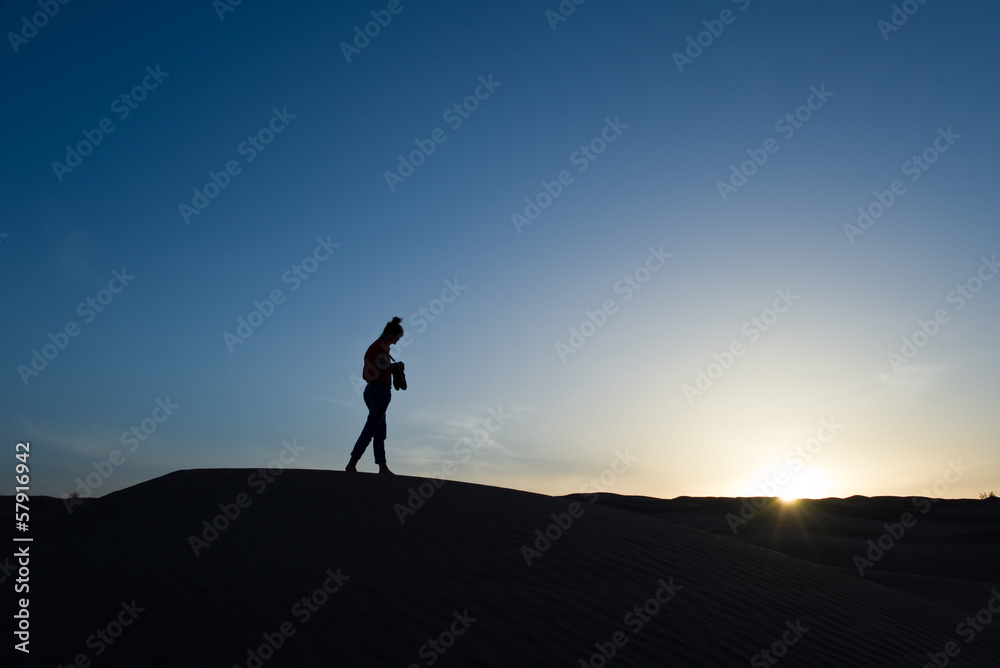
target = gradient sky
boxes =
[3,0,998,501]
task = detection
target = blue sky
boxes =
[3,0,998,501]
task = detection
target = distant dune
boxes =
[7,470,1000,667]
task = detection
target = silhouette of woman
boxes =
[346,317,404,474]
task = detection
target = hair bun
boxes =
[382,316,405,338]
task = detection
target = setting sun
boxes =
[779,469,836,500]
[737,465,838,502]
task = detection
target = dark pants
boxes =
[352,383,391,463]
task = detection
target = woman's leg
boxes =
[350,384,377,459]
[372,385,391,464]
[351,384,391,460]
[373,400,389,464]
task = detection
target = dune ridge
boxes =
[9,469,1000,667]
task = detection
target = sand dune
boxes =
[8,470,1000,667]
[589,494,1000,612]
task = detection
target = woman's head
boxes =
[381,316,404,343]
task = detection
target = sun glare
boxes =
[741,467,837,502]
[780,469,835,501]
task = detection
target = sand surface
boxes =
[6,470,1000,667]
